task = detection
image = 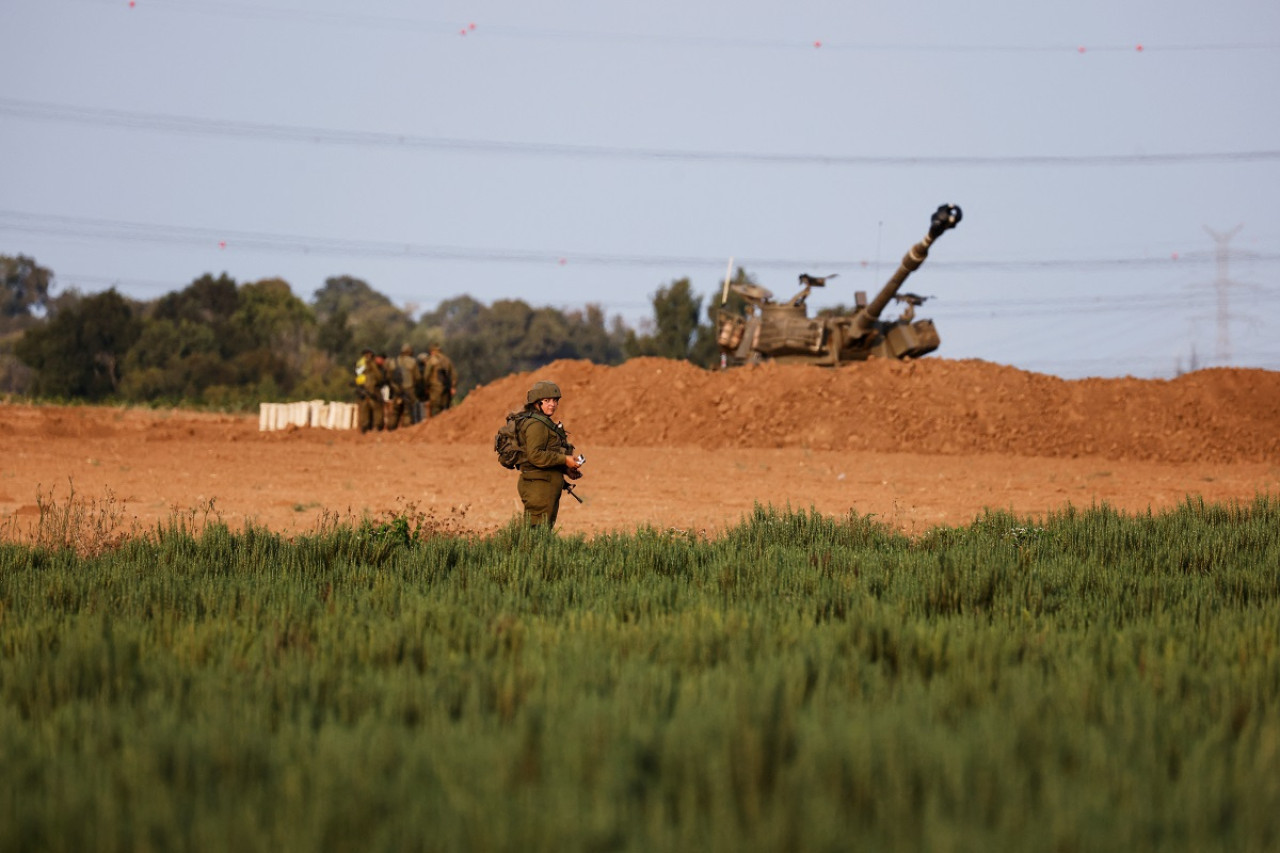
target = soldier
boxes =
[354,348,387,433]
[389,343,422,428]
[412,350,429,422]
[516,380,583,528]
[422,342,457,417]
[381,350,404,432]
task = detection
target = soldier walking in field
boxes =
[516,380,583,528]
[419,343,456,417]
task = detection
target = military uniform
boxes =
[517,412,575,527]
[423,347,456,417]
[515,380,580,527]
[389,345,422,428]
[355,352,387,433]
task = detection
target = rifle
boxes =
[564,453,585,503]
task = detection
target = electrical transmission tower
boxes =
[1203,224,1243,363]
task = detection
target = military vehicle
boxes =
[716,203,962,367]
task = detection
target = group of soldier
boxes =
[354,343,457,433]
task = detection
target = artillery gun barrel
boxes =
[854,204,962,333]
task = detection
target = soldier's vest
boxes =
[520,413,571,463]
[393,355,417,393]
[426,353,452,389]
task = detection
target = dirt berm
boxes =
[419,357,1280,464]
[3,358,1277,539]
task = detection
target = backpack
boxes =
[394,355,417,391]
[494,411,531,469]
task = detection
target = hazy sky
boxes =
[2,0,1278,378]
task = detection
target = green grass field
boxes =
[2,498,1278,852]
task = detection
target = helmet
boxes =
[527,380,562,404]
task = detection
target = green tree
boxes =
[412,297,628,396]
[313,275,412,354]
[235,279,312,347]
[15,289,141,399]
[516,307,575,365]
[416,295,485,341]
[1,254,57,393]
[233,278,316,384]
[153,273,243,357]
[453,299,536,389]
[1,254,53,333]
[118,318,226,401]
[564,304,627,365]
[626,278,718,365]
[317,308,354,361]
[154,273,238,325]
[111,275,322,405]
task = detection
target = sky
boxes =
[2,0,1278,379]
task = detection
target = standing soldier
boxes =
[375,352,395,429]
[390,343,422,427]
[415,349,431,419]
[516,380,583,528]
[354,348,387,433]
[423,342,457,417]
[382,350,404,432]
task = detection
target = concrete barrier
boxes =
[258,401,359,431]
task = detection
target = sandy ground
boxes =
[4,358,1278,541]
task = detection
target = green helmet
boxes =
[527,380,562,404]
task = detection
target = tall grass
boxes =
[1,498,1277,852]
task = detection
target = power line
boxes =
[8,210,1278,273]
[937,292,1279,320]
[1203,224,1245,362]
[56,0,1280,54]
[7,210,1278,327]
[4,98,1278,167]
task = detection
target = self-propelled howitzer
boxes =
[716,204,962,367]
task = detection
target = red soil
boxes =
[3,358,1278,541]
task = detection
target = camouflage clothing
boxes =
[389,350,422,428]
[517,411,575,527]
[423,349,456,417]
[355,354,388,433]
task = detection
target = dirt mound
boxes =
[5,361,1276,540]
[419,358,1280,464]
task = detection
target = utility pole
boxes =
[1203,224,1242,364]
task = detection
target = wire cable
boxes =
[8,210,1278,274]
[4,98,1278,167]
[56,0,1280,54]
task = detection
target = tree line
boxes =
[0,254,760,407]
